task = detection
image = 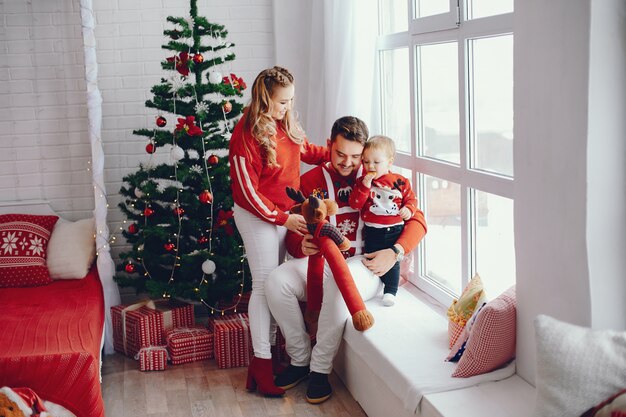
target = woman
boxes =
[229,66,327,396]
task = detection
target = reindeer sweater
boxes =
[349,172,418,228]
[229,115,328,225]
[286,163,427,257]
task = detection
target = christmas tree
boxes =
[115,0,250,311]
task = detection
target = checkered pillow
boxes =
[452,285,516,378]
[0,213,58,287]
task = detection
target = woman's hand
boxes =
[362,248,397,276]
[284,213,307,235]
[301,234,319,256]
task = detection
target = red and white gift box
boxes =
[165,326,213,365]
[112,299,195,357]
[136,346,168,371]
[209,313,252,369]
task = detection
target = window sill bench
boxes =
[333,285,535,417]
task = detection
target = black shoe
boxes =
[274,364,310,390]
[306,371,332,404]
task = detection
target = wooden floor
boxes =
[101,353,367,417]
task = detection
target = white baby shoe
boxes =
[382,293,396,306]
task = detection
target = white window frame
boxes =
[376,1,514,306]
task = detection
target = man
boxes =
[265,116,427,404]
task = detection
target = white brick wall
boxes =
[0,0,93,219]
[0,0,275,244]
[95,0,275,259]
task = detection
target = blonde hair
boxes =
[364,135,396,160]
[243,66,305,166]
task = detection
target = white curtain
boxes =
[80,0,121,355]
[274,0,379,145]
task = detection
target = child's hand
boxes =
[399,207,412,220]
[362,171,376,188]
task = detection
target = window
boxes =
[376,0,515,306]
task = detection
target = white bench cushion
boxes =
[341,286,516,414]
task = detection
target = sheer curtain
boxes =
[274,0,379,145]
[80,0,121,355]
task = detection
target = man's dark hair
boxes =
[330,116,369,145]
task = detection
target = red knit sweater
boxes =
[286,163,427,257]
[349,172,417,227]
[229,117,327,225]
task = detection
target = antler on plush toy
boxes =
[286,187,374,333]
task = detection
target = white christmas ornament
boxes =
[202,259,216,274]
[169,74,187,92]
[208,71,222,84]
[170,146,185,162]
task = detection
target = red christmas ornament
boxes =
[175,115,203,136]
[223,101,232,113]
[128,223,138,234]
[207,154,219,166]
[174,207,185,216]
[125,263,136,273]
[144,207,154,217]
[197,235,208,245]
[156,116,167,127]
[146,143,156,154]
[199,190,213,204]
[222,73,247,92]
[193,53,204,64]
[216,209,235,236]
[166,52,190,76]
[164,242,175,251]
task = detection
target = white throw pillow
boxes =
[533,314,626,417]
[47,217,97,279]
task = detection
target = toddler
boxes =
[349,135,418,306]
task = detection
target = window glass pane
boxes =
[381,48,411,153]
[467,0,513,20]
[473,190,515,297]
[469,35,513,176]
[380,0,408,34]
[422,174,462,293]
[413,0,450,19]
[416,42,459,164]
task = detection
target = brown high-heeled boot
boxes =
[246,356,285,397]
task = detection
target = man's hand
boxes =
[301,234,319,256]
[362,248,397,276]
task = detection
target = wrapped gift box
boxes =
[209,313,252,369]
[112,299,195,357]
[112,302,163,357]
[136,346,168,371]
[165,326,213,365]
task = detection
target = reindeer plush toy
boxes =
[286,187,374,333]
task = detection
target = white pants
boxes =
[265,255,382,373]
[233,204,286,359]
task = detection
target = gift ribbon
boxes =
[121,299,156,356]
[167,327,202,362]
[135,345,169,370]
[134,345,169,360]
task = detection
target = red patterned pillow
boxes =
[0,213,58,287]
[452,285,516,378]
